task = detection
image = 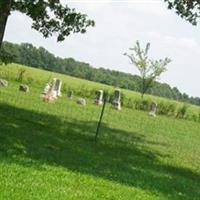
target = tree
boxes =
[165,0,200,25]
[0,0,95,49]
[124,41,171,98]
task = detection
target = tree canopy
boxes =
[165,0,200,25]
[0,0,94,47]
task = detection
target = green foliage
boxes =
[0,47,15,64]
[165,0,200,25]
[16,68,26,83]
[135,99,151,111]
[0,0,94,42]
[157,101,176,116]
[176,104,189,119]
[124,40,171,98]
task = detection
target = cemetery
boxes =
[1,0,200,199]
[0,63,200,200]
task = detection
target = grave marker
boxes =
[112,89,121,110]
[94,90,104,105]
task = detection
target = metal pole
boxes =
[95,93,107,142]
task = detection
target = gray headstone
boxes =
[0,79,8,87]
[19,84,29,92]
[149,102,157,117]
[77,98,86,106]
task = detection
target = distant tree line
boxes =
[2,41,200,106]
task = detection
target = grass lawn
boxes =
[0,64,200,200]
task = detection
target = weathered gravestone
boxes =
[51,78,62,98]
[149,102,157,117]
[67,90,73,99]
[42,83,51,95]
[77,98,86,106]
[112,89,121,110]
[41,78,62,102]
[94,90,104,105]
[19,84,29,92]
[0,79,8,87]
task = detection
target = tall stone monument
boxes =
[94,90,104,105]
[51,78,62,98]
[112,89,121,110]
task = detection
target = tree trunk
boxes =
[0,0,12,49]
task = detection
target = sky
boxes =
[4,0,200,97]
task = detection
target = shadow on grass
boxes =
[0,103,199,199]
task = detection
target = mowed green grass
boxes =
[0,63,200,200]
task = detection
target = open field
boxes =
[0,63,200,200]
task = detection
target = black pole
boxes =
[95,93,107,142]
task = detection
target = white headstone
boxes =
[149,102,157,117]
[94,90,104,105]
[112,89,121,110]
[41,78,62,102]
[50,78,62,98]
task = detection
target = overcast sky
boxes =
[4,0,200,97]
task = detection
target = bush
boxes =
[176,104,188,119]
[157,101,176,116]
[16,68,26,83]
[134,99,151,111]
[25,76,34,85]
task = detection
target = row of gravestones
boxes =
[0,78,29,92]
[0,77,157,116]
[41,78,157,116]
[41,78,122,110]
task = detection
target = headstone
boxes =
[41,78,62,102]
[0,79,8,87]
[42,83,51,95]
[67,90,73,99]
[149,102,157,117]
[112,89,121,110]
[77,98,86,106]
[51,78,62,98]
[94,90,104,105]
[19,84,29,92]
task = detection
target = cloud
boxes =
[148,31,200,54]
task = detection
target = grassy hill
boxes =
[0,63,200,200]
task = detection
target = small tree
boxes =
[124,41,171,98]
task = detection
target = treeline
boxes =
[2,41,200,106]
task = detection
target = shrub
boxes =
[157,101,176,116]
[16,68,26,83]
[191,114,198,122]
[25,76,34,85]
[124,98,135,109]
[176,104,188,119]
[134,99,151,111]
